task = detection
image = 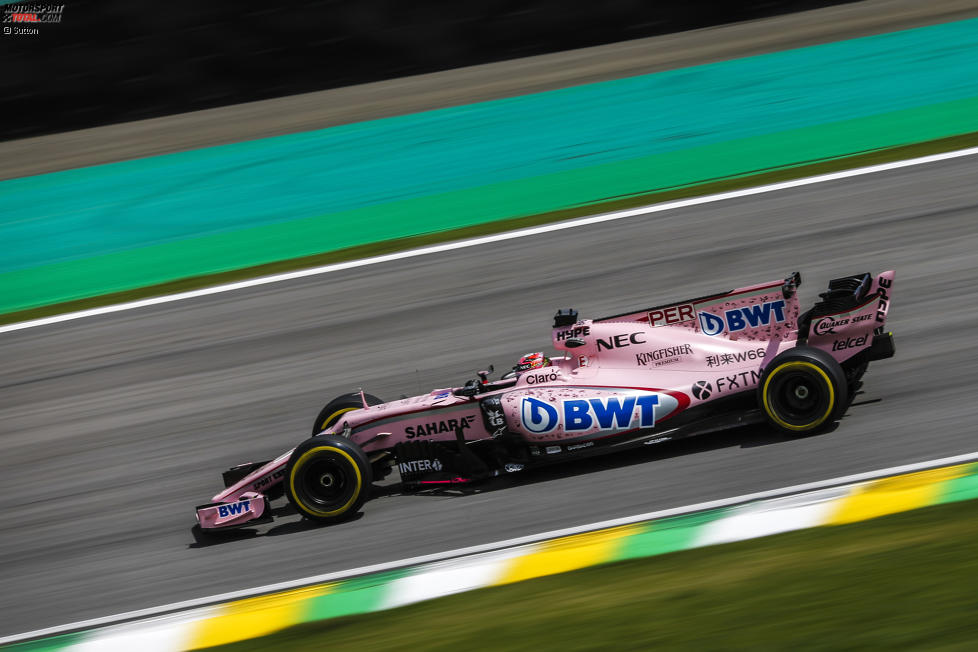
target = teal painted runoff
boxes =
[2,18,978,311]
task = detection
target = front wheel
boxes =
[758,346,847,435]
[285,435,372,523]
[312,392,384,435]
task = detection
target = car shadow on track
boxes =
[188,418,848,547]
[401,421,826,498]
[188,505,367,547]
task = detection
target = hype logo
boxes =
[521,397,559,434]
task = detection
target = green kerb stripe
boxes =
[3,633,86,652]
[936,463,978,504]
[616,509,729,560]
[302,570,410,622]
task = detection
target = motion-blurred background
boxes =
[2,0,849,140]
[4,0,978,648]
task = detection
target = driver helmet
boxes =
[516,351,551,372]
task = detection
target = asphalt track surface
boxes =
[3,154,978,637]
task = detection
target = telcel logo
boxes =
[832,334,868,351]
[699,299,787,336]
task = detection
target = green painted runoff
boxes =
[3,18,978,312]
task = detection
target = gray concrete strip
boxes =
[2,0,978,180]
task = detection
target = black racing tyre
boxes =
[312,392,384,435]
[285,434,372,523]
[758,346,847,435]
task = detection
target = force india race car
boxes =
[196,270,895,531]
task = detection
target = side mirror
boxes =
[477,365,494,383]
[455,380,482,397]
[565,338,586,348]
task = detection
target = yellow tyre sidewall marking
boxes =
[319,406,358,431]
[762,360,835,431]
[289,446,362,517]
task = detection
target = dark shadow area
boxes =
[187,397,877,545]
[1,0,856,141]
[188,523,260,548]
[413,422,796,496]
[264,510,366,537]
[188,504,366,547]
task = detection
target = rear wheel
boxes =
[312,392,383,435]
[758,346,847,435]
[285,435,372,523]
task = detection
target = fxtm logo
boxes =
[520,393,663,434]
[693,370,761,398]
[698,299,787,336]
[691,380,712,400]
[715,370,761,393]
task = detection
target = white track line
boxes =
[3,145,978,336]
[3,449,976,645]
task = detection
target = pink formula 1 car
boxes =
[196,270,895,530]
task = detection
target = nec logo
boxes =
[698,300,786,336]
[520,393,673,434]
[596,332,646,351]
[218,500,251,518]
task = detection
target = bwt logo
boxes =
[699,299,787,336]
[218,500,251,518]
[521,393,669,434]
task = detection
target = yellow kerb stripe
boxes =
[828,465,968,525]
[187,584,331,649]
[494,524,642,585]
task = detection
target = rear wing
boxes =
[804,270,895,363]
[588,272,803,342]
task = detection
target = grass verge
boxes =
[200,499,978,651]
[5,131,978,327]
